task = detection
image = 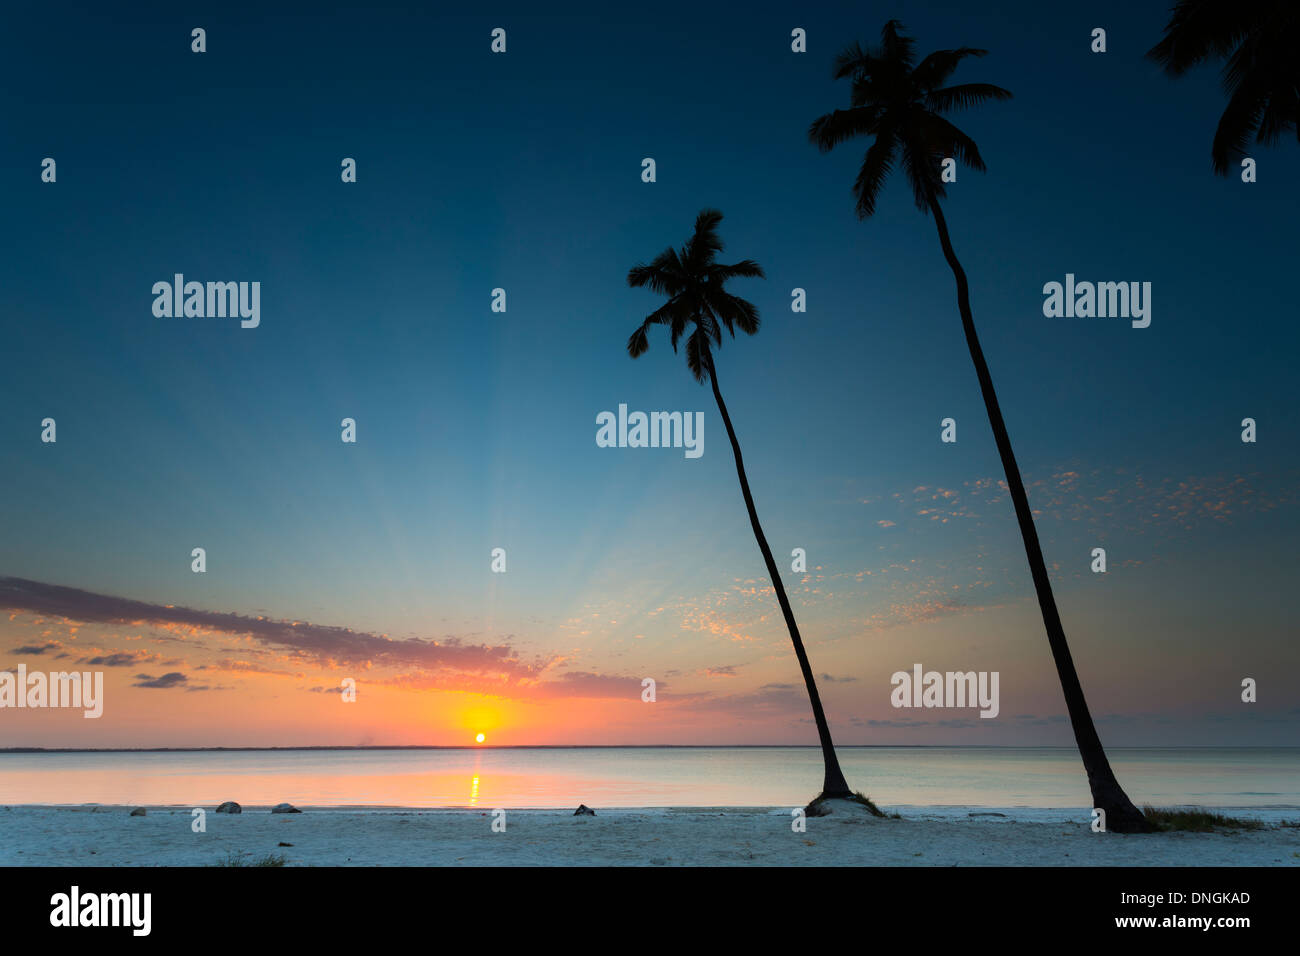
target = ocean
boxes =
[1,746,1296,816]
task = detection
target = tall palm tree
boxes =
[626,209,854,802]
[809,21,1153,832]
[1147,0,1299,175]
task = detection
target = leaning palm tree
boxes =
[1147,0,1299,175]
[626,209,855,804]
[810,21,1153,832]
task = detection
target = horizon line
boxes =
[2,744,1293,754]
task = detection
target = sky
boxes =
[1,1,1297,748]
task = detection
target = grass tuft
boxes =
[1141,805,1263,832]
[850,792,892,818]
[214,850,288,867]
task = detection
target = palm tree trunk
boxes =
[927,199,1153,833]
[706,357,853,799]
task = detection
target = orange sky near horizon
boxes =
[3,570,1293,750]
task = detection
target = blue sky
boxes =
[1,1,1297,747]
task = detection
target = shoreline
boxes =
[7,803,1300,820]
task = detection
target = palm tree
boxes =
[809,21,1153,832]
[626,209,854,802]
[1147,0,1299,175]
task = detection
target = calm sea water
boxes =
[1,747,1296,813]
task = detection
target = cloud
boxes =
[703,665,740,678]
[82,650,170,667]
[676,605,758,643]
[881,467,1288,535]
[10,642,60,655]
[0,577,538,679]
[853,598,982,631]
[132,671,188,689]
[0,578,651,703]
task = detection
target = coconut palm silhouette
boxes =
[1147,0,1299,174]
[626,209,855,804]
[809,20,1153,832]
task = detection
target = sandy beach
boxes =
[3,805,1296,867]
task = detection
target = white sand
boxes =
[1,805,1296,867]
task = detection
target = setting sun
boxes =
[475,733,485,744]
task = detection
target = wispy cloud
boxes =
[81,649,177,667]
[870,467,1289,536]
[0,577,648,702]
[703,664,741,678]
[0,577,536,678]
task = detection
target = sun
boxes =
[475,733,486,744]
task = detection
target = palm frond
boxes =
[1147,2,1263,76]
[670,312,688,352]
[924,82,1012,113]
[685,327,711,383]
[627,247,686,296]
[900,135,944,212]
[1256,84,1299,146]
[627,325,650,359]
[919,112,988,173]
[627,297,683,358]
[698,307,723,347]
[693,208,724,235]
[831,41,871,80]
[879,19,915,70]
[711,259,766,281]
[912,48,988,90]
[852,132,898,218]
[714,291,761,337]
[684,209,725,269]
[1147,1,1297,175]
[809,106,883,152]
[1211,79,1267,174]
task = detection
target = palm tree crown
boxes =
[1147,0,1299,175]
[626,209,765,381]
[808,19,1011,217]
